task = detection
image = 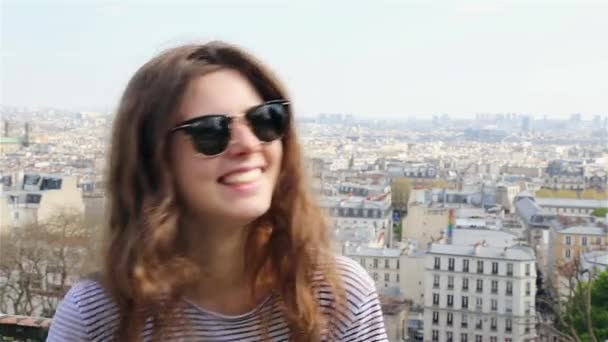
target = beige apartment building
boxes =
[402,203,449,248]
[548,224,608,297]
[0,171,85,231]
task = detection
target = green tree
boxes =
[591,208,608,217]
[557,267,608,342]
[391,177,411,210]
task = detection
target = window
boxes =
[475,335,482,342]
[566,249,571,258]
[448,258,455,271]
[491,280,498,294]
[505,299,513,313]
[433,275,440,289]
[566,236,572,245]
[396,273,400,283]
[491,317,497,331]
[491,299,498,311]
[507,263,513,276]
[490,337,497,342]
[492,262,498,274]
[506,281,513,296]
[446,331,453,342]
[462,278,469,291]
[396,259,400,269]
[447,295,454,307]
[477,260,484,274]
[25,193,42,204]
[525,301,532,315]
[475,297,482,311]
[432,330,439,342]
[433,293,440,306]
[461,333,468,342]
[432,311,439,325]
[505,339,512,342]
[525,263,531,276]
[373,258,378,269]
[525,319,531,333]
[447,312,453,326]
[525,282,531,296]
[476,279,483,293]
[448,276,454,290]
[582,237,588,246]
[506,319,512,333]
[476,318,482,330]
[434,257,441,270]
[463,259,469,272]
[373,272,378,281]
[384,273,390,282]
[461,313,468,328]
[385,259,390,268]
[462,295,469,309]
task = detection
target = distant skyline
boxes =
[2,0,608,119]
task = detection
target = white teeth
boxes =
[221,168,262,185]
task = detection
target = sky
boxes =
[1,0,607,119]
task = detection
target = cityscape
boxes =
[0,104,607,341]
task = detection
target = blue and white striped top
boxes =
[46,256,388,341]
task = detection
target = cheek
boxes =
[269,142,283,174]
[170,139,217,189]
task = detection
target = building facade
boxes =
[424,244,537,342]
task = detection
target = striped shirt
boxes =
[46,256,388,341]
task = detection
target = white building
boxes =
[424,244,537,342]
[320,196,393,246]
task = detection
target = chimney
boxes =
[23,122,30,147]
[474,242,482,255]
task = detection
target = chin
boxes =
[225,202,271,223]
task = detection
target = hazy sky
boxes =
[1,0,607,118]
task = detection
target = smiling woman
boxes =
[46,41,388,342]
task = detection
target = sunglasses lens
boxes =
[248,102,290,142]
[188,116,230,156]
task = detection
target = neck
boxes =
[181,215,251,297]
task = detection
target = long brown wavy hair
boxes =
[101,41,344,341]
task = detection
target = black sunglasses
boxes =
[169,100,290,157]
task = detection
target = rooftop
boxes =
[429,244,535,261]
[537,197,608,209]
[558,225,607,236]
[344,245,402,258]
[451,228,518,248]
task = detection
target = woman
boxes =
[47,41,387,341]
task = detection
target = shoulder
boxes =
[333,255,377,298]
[312,255,388,341]
[312,254,379,310]
[48,279,120,341]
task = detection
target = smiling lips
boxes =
[219,167,263,185]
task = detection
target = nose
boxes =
[224,117,261,156]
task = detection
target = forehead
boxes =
[175,68,263,123]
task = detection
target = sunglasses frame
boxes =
[169,99,290,157]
